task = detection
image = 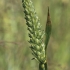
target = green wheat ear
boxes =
[22,0,45,63]
[22,0,51,70]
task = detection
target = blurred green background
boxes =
[0,0,70,70]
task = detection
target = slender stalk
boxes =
[39,62,45,70]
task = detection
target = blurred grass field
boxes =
[0,0,70,70]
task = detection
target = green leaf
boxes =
[45,7,52,50]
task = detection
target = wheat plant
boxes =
[22,0,51,70]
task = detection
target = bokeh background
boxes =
[0,0,70,70]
